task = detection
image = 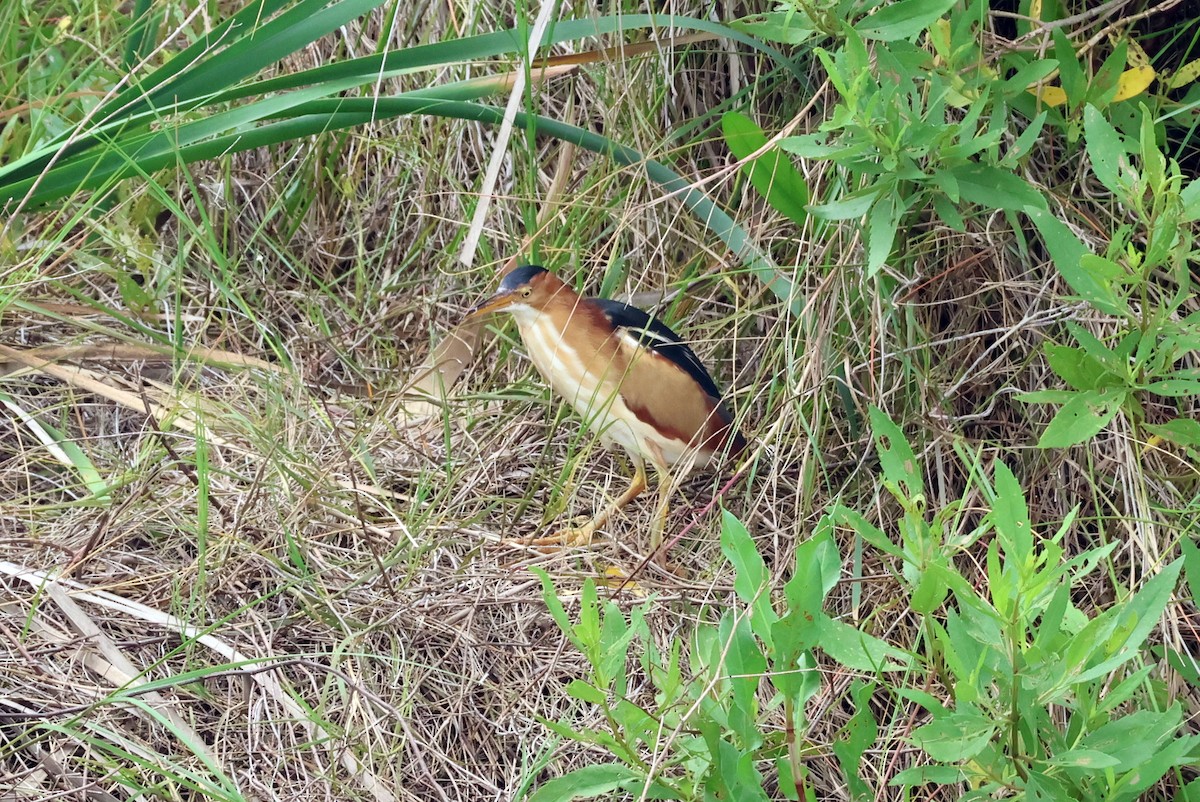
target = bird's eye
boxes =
[521,288,532,298]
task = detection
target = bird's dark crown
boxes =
[498,264,550,292]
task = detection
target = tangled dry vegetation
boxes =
[1,2,1198,800]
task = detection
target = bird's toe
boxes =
[535,523,597,547]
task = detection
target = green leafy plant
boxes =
[1019,104,1200,449]
[834,407,1197,799]
[526,511,908,802]
[720,0,1196,452]
[727,0,1053,276]
[528,407,1196,800]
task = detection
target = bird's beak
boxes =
[463,289,517,321]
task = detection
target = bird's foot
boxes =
[533,522,598,547]
[501,520,598,551]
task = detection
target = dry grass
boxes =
[2,1,1198,800]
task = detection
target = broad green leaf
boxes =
[1044,343,1109,390]
[1036,388,1125,447]
[869,406,923,499]
[1139,103,1167,192]
[705,736,771,802]
[893,687,949,715]
[1016,389,1079,404]
[1053,28,1087,107]
[1144,379,1200,397]
[930,616,971,690]
[831,681,879,801]
[807,187,882,220]
[564,680,606,705]
[890,765,967,785]
[531,567,580,650]
[722,616,769,748]
[610,699,657,750]
[952,163,1047,211]
[1078,253,1126,281]
[1026,206,1129,315]
[1058,602,1123,678]
[1180,178,1200,222]
[985,538,1015,619]
[571,581,603,672]
[933,192,965,230]
[722,112,809,226]
[1044,748,1121,768]
[856,0,957,41]
[785,521,841,611]
[599,600,636,688]
[1003,59,1060,95]
[910,709,996,761]
[731,11,819,45]
[1078,706,1186,779]
[774,756,802,801]
[1090,40,1129,105]
[1031,584,1072,653]
[767,633,819,699]
[721,510,777,648]
[991,461,1032,565]
[1096,665,1156,714]
[1179,778,1200,802]
[1181,537,1200,606]
[910,559,950,614]
[1076,557,1183,682]
[814,45,848,98]
[1111,732,1200,802]
[778,134,843,158]
[1026,771,1076,800]
[1005,109,1048,165]
[930,168,959,201]
[831,504,903,557]
[1065,321,1122,370]
[1164,646,1200,685]
[817,615,912,671]
[1084,104,1128,195]
[527,763,678,802]
[772,608,821,667]
[866,193,903,276]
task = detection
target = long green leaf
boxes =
[5,14,798,191]
[6,93,795,308]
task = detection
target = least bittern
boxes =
[465,265,745,551]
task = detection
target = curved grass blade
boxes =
[2,14,798,201]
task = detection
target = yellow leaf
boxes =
[1113,65,1155,101]
[1029,84,1068,107]
[598,565,646,595]
[1166,58,1200,90]
[1125,36,1150,68]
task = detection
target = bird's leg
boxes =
[648,467,674,555]
[526,458,648,547]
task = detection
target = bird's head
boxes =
[465,265,568,325]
